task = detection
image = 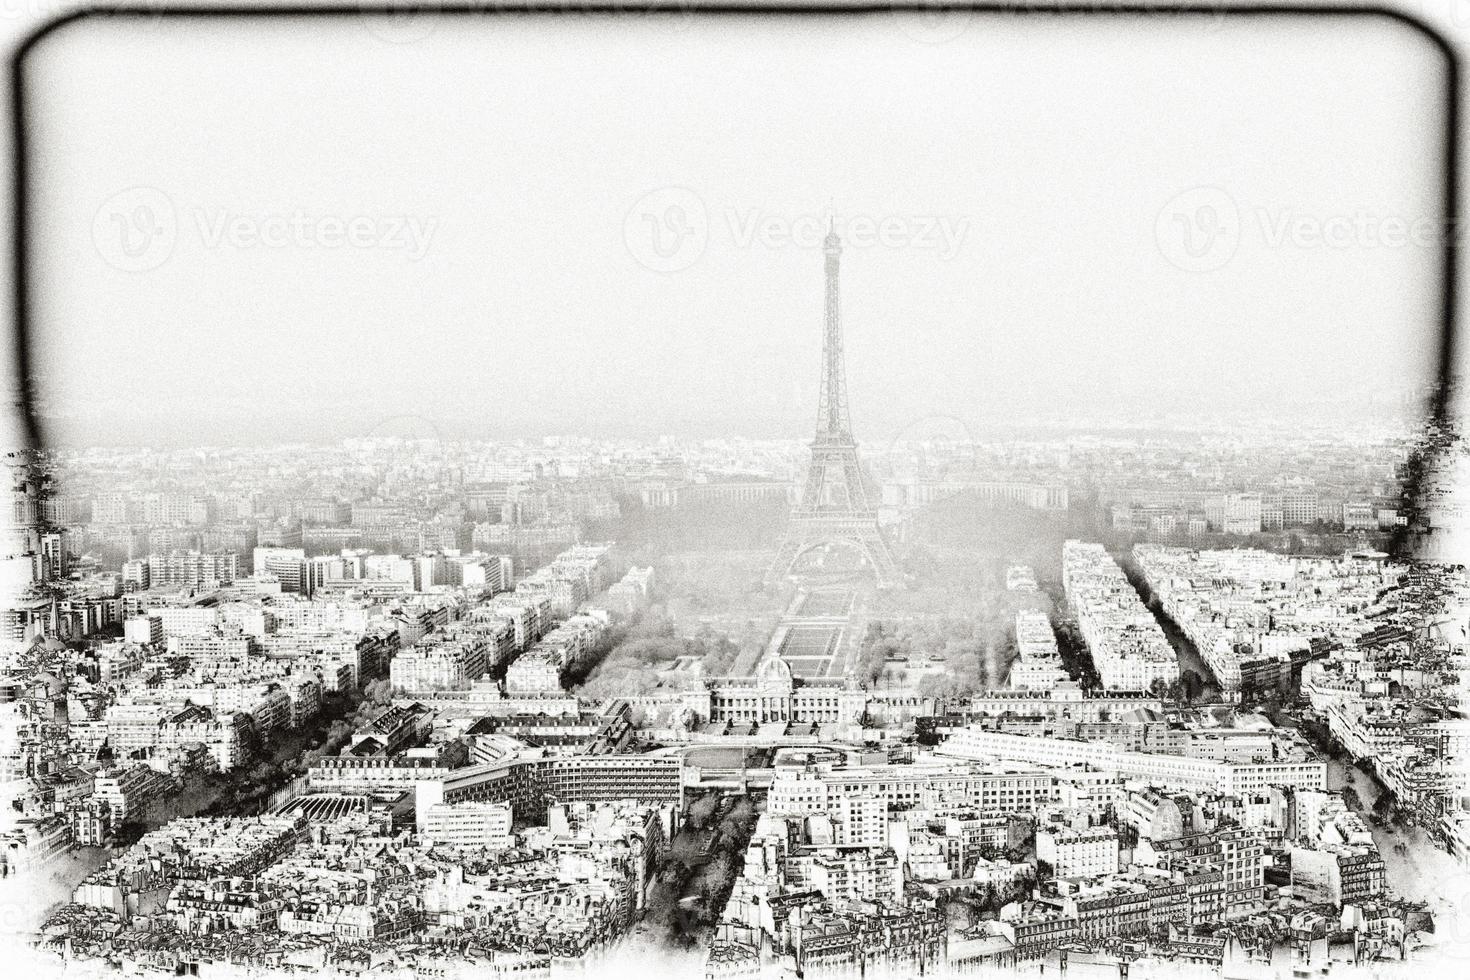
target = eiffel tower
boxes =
[767,225,901,589]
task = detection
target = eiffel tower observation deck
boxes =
[767,226,901,589]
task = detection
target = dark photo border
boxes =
[6,1,1460,452]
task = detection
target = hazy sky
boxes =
[23,11,1449,446]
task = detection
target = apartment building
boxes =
[1062,541,1178,692]
[423,800,514,849]
[1036,825,1119,879]
[769,760,1057,818]
[938,728,1327,797]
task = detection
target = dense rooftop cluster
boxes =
[0,418,1464,978]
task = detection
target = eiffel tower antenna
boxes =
[767,228,901,590]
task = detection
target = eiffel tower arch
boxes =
[767,226,901,590]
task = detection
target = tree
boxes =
[687,794,718,830]
[919,673,976,700]
[945,899,974,933]
[1181,671,1206,702]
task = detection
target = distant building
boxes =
[423,800,514,849]
[1036,825,1119,878]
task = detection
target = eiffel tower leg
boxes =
[768,525,902,590]
[854,529,901,590]
[765,538,804,589]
